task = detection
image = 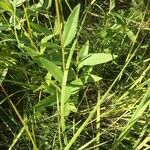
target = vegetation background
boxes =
[0,0,150,150]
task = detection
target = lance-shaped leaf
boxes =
[62,4,80,47]
[78,53,117,69]
[34,95,57,112]
[40,57,63,82]
[78,40,89,60]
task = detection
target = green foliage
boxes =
[62,4,80,47]
[78,53,117,69]
[40,57,63,82]
[0,0,149,150]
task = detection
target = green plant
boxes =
[0,0,149,150]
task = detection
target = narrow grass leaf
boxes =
[136,136,150,150]
[0,25,10,31]
[109,0,115,12]
[0,1,13,14]
[62,4,80,47]
[114,87,150,148]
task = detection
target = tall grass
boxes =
[0,0,149,149]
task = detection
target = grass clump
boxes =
[0,0,150,149]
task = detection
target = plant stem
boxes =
[55,0,65,72]
[96,84,100,149]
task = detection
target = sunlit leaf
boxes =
[13,0,27,7]
[0,0,13,14]
[79,40,89,60]
[24,46,40,57]
[78,53,117,69]
[40,57,63,82]
[89,74,102,82]
[126,29,136,43]
[62,4,80,47]
[0,67,8,85]
[64,102,77,117]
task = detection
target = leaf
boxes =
[40,42,60,49]
[68,75,89,94]
[126,29,136,43]
[24,46,40,57]
[143,0,150,9]
[0,0,13,14]
[41,35,54,45]
[89,74,102,82]
[113,87,150,148]
[63,86,72,103]
[45,72,52,86]
[79,40,89,60]
[43,0,52,9]
[62,4,80,47]
[0,25,10,31]
[34,95,56,112]
[30,22,51,35]
[53,18,59,35]
[29,0,43,11]
[64,102,77,117]
[78,53,117,69]
[69,78,83,93]
[13,0,27,7]
[109,0,115,12]
[40,57,63,82]
[0,67,8,85]
[40,35,54,54]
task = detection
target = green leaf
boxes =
[0,0,13,14]
[78,53,117,69]
[69,78,83,93]
[62,4,80,47]
[89,74,102,82]
[63,86,72,103]
[68,75,89,94]
[34,95,56,112]
[109,0,115,12]
[40,57,63,82]
[114,87,150,148]
[40,35,54,54]
[43,0,52,9]
[0,67,8,85]
[64,102,77,117]
[0,25,10,31]
[53,18,59,35]
[143,0,150,9]
[24,46,40,57]
[30,22,51,35]
[45,72,52,86]
[13,0,27,7]
[79,40,89,60]
[126,29,136,43]
[40,42,61,49]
